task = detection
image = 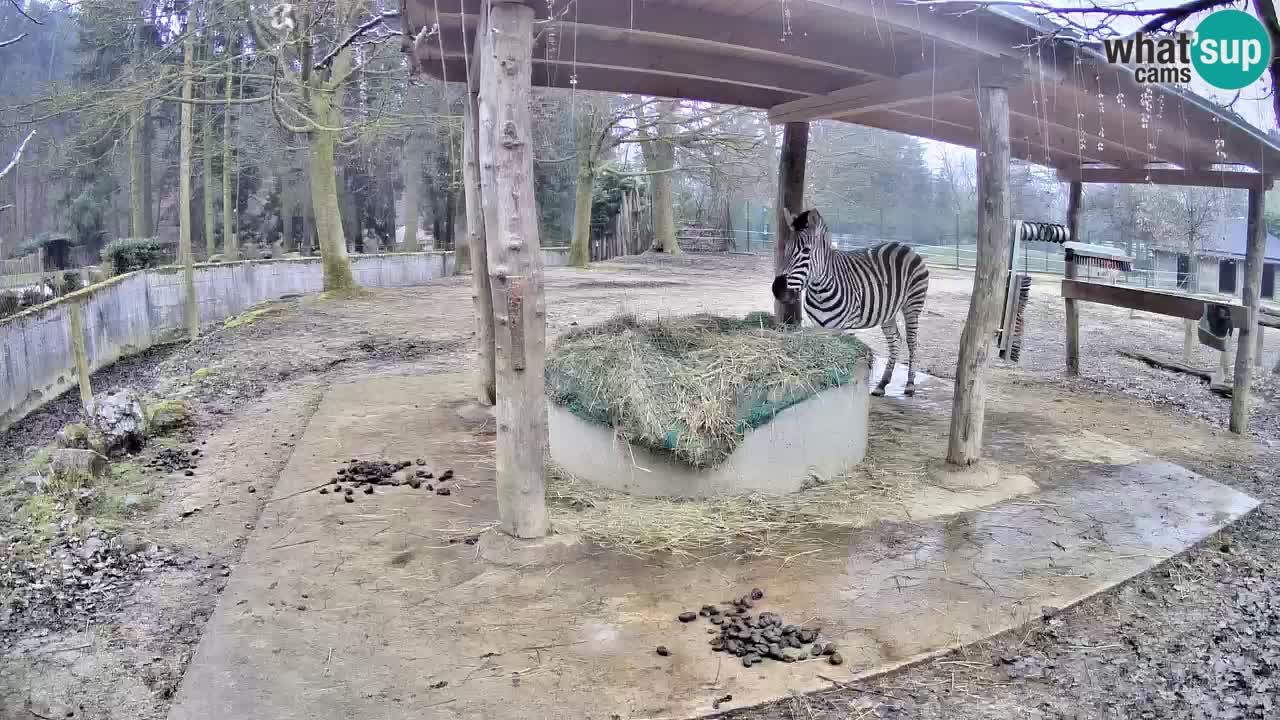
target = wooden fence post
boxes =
[1064,181,1082,376]
[464,3,496,406]
[946,85,1011,466]
[774,121,808,326]
[479,1,548,538]
[1230,187,1266,433]
[68,302,92,409]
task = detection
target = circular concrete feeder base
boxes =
[548,360,870,499]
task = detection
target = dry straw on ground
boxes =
[545,313,872,469]
[546,457,928,559]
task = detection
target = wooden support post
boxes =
[479,1,548,538]
[1183,319,1195,363]
[774,121,808,326]
[1063,181,1083,376]
[1255,325,1265,367]
[1230,187,1266,434]
[464,14,496,406]
[67,303,92,409]
[946,85,1011,467]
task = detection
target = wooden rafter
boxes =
[1056,166,1275,190]
[767,60,1026,124]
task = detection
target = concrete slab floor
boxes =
[167,375,1258,720]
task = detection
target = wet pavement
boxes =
[166,375,1258,720]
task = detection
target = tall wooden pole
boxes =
[464,5,496,406]
[179,30,199,341]
[946,85,1011,466]
[68,303,92,409]
[774,121,808,326]
[1230,187,1266,434]
[479,1,547,538]
[1063,181,1082,376]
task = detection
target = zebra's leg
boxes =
[903,305,922,396]
[874,319,900,396]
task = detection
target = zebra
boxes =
[771,208,930,397]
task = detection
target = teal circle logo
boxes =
[1192,10,1271,90]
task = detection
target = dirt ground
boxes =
[2,252,1278,720]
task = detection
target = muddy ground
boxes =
[1,253,1277,720]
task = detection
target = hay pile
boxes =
[545,313,872,468]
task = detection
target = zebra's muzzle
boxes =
[771,275,799,303]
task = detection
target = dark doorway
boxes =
[1176,254,1191,289]
[1219,259,1238,294]
[1264,263,1276,299]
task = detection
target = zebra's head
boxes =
[771,208,825,304]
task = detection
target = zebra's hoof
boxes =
[904,384,916,397]
[871,387,886,397]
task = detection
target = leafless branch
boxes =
[8,0,42,25]
[314,11,399,70]
[0,130,36,180]
[0,32,27,48]
[0,204,13,213]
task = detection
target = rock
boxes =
[822,643,838,656]
[435,487,451,496]
[655,646,670,657]
[20,475,46,494]
[828,652,844,666]
[179,503,202,518]
[363,485,374,495]
[55,423,91,450]
[147,400,194,435]
[750,588,765,601]
[439,469,454,481]
[344,494,354,503]
[390,470,412,486]
[86,390,148,455]
[678,611,698,623]
[50,449,109,482]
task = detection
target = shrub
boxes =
[0,292,18,318]
[61,270,83,293]
[103,238,165,274]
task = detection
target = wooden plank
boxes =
[1231,188,1266,434]
[478,1,547,538]
[774,122,808,327]
[1064,182,1082,376]
[768,60,1024,124]
[947,85,1011,467]
[1061,280,1249,326]
[1057,166,1274,191]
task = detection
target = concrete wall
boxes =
[1,249,570,431]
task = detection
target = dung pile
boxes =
[318,458,452,502]
[672,588,843,668]
[546,313,870,468]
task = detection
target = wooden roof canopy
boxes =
[402,0,1280,188]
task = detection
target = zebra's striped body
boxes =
[771,209,930,396]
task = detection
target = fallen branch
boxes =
[0,32,28,48]
[0,130,36,180]
[1118,349,1211,381]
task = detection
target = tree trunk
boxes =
[774,121,808,325]
[569,161,593,268]
[142,107,154,237]
[179,32,198,340]
[401,136,421,252]
[479,2,548,538]
[308,52,357,292]
[463,71,495,404]
[222,67,237,260]
[129,106,148,237]
[1230,188,1266,434]
[202,104,216,259]
[946,86,1011,467]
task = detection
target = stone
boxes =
[147,400,194,435]
[50,449,109,482]
[678,611,697,623]
[750,588,764,601]
[85,390,148,455]
[655,646,670,657]
[828,652,844,666]
[55,423,91,450]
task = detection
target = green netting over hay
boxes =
[545,313,872,469]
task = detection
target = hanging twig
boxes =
[313,11,400,70]
[0,130,36,180]
[8,0,42,24]
[0,33,27,48]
